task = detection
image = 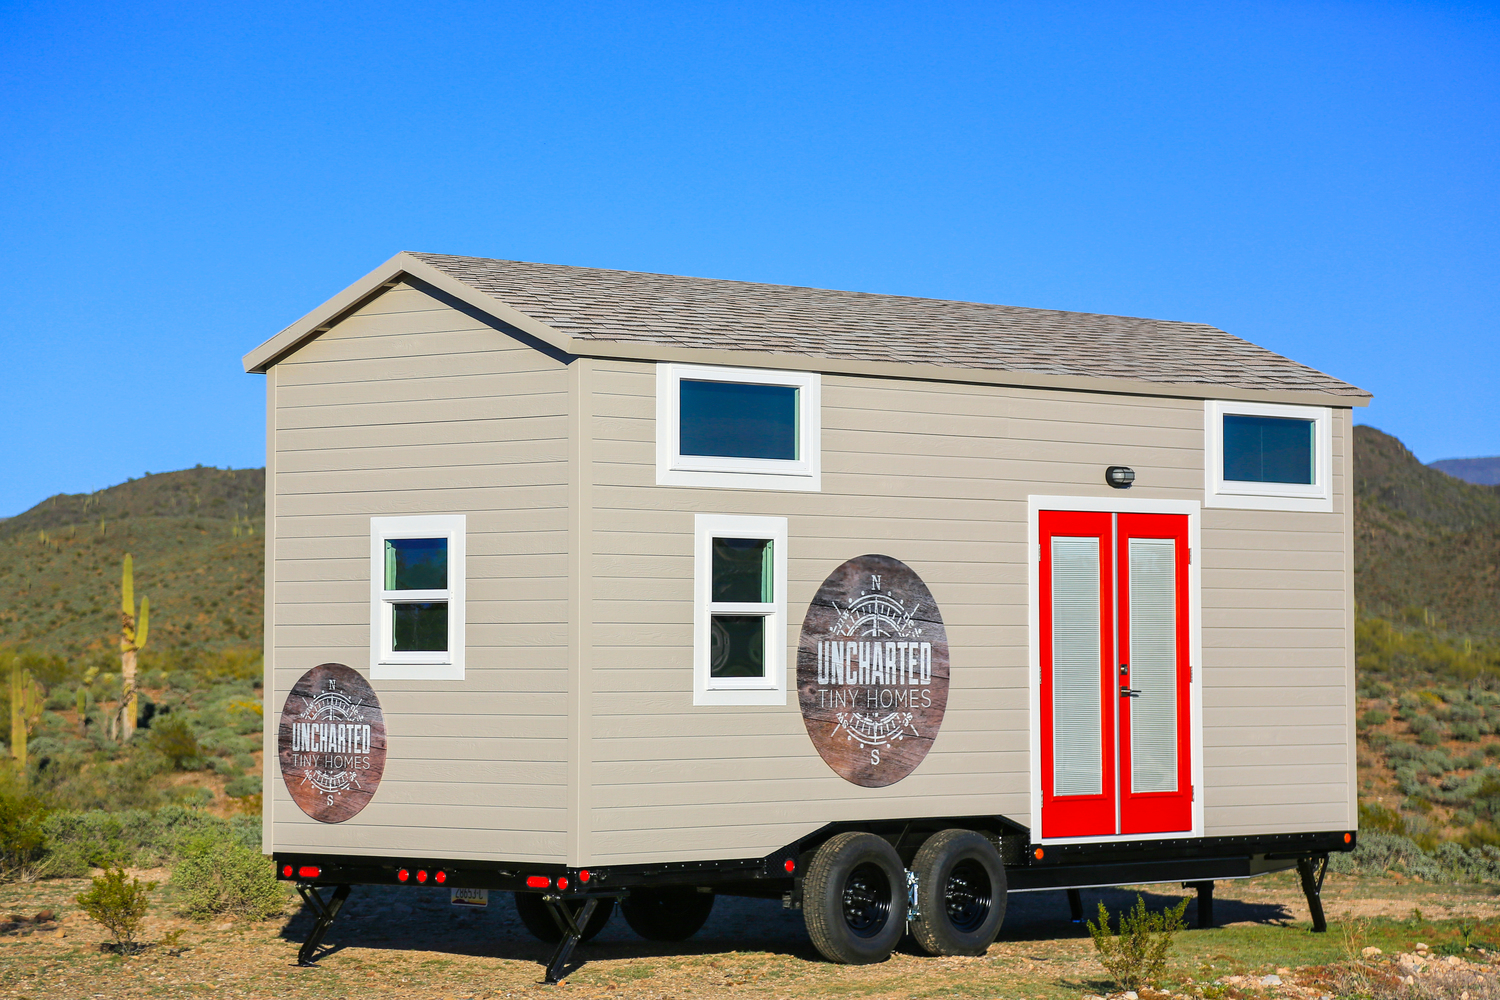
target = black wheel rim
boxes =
[943,859,993,933]
[841,862,892,938]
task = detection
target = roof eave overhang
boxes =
[242,253,1372,408]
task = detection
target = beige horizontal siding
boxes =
[584,359,1353,862]
[266,298,1353,866]
[267,282,571,863]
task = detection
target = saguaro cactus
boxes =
[9,660,42,770]
[118,554,150,741]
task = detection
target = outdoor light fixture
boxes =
[1106,466,1136,489]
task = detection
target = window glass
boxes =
[711,538,773,603]
[710,615,766,677]
[385,538,447,590]
[679,380,798,461]
[1223,414,1314,484]
[392,602,448,651]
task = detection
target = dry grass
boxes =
[0,869,1496,999]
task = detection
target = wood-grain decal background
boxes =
[796,555,950,787]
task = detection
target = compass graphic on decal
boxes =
[796,555,950,787]
[277,663,387,823]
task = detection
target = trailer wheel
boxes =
[620,886,715,941]
[803,831,907,964]
[513,892,614,943]
[908,829,1006,956]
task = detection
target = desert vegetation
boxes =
[0,438,1497,997]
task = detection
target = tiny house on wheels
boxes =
[246,253,1368,979]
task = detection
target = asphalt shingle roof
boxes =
[409,253,1368,397]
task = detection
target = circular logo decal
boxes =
[277,663,387,823]
[796,555,950,787]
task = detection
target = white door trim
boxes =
[1027,495,1205,844]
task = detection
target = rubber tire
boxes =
[803,831,908,965]
[513,892,614,943]
[908,829,1007,956]
[620,886,715,941]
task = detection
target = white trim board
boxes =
[1026,495,1204,845]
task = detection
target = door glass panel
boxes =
[1129,538,1177,793]
[1052,537,1102,797]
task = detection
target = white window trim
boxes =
[370,514,466,681]
[1026,495,1204,845]
[657,363,821,492]
[693,514,788,706]
[1205,400,1332,512]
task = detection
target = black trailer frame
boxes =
[276,818,1354,982]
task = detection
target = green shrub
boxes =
[172,840,288,921]
[1359,801,1403,833]
[76,866,155,951]
[1331,829,1500,882]
[1360,709,1390,728]
[1087,894,1188,991]
[41,805,259,875]
[0,770,49,880]
[147,717,204,770]
[223,775,261,799]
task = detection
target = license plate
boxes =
[450,888,488,907]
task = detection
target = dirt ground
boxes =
[1,869,1497,999]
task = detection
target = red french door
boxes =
[1040,510,1192,839]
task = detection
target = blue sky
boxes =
[2,1,1496,516]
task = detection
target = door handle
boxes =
[1119,686,1141,698]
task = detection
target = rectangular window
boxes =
[371,514,466,680]
[694,514,788,705]
[658,364,820,491]
[1205,401,1332,512]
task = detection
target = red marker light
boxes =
[784,858,796,873]
[1344,833,1353,844]
[298,866,321,879]
[416,869,428,884]
[579,870,590,883]
[557,877,569,891]
[1033,848,1045,860]
[397,868,410,883]
[281,865,293,879]
[526,875,551,889]
[435,870,447,885]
